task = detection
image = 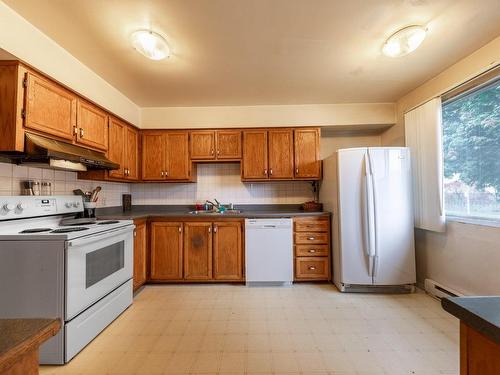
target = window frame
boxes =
[441,66,500,226]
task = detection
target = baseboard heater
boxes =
[424,279,463,300]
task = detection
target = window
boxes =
[442,76,500,222]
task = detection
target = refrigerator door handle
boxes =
[365,155,377,259]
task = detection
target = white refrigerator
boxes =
[320,147,416,292]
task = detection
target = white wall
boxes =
[320,133,381,160]
[0,1,140,125]
[0,162,129,207]
[381,36,500,295]
[140,103,395,129]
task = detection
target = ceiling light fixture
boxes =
[130,30,170,60]
[382,25,427,57]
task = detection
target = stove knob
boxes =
[72,202,78,208]
[17,203,27,211]
[65,202,72,208]
[75,202,81,207]
[3,203,15,212]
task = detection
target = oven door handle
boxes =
[66,225,134,247]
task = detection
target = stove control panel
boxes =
[0,196,84,220]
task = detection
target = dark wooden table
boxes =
[0,319,60,375]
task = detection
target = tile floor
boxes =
[40,284,459,375]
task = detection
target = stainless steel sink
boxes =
[188,210,242,215]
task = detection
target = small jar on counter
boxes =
[41,181,52,196]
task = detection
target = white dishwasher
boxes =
[245,218,293,286]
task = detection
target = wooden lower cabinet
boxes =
[213,221,243,280]
[150,222,183,280]
[133,219,147,291]
[147,219,243,283]
[293,216,331,281]
[184,222,213,280]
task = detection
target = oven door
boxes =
[65,225,134,320]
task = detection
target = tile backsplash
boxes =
[0,162,313,207]
[0,162,130,207]
[131,163,314,205]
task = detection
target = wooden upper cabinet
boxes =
[25,72,76,141]
[125,126,139,180]
[294,128,321,179]
[190,130,241,161]
[216,130,241,159]
[133,220,147,290]
[107,117,125,179]
[190,131,215,160]
[142,132,165,180]
[213,221,242,280]
[268,129,294,179]
[150,222,183,280]
[76,100,108,151]
[165,132,190,180]
[184,222,212,280]
[242,130,268,179]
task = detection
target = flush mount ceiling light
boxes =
[130,30,170,60]
[382,25,427,57]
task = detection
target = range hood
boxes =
[1,133,119,172]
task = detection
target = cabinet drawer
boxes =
[295,244,329,257]
[295,257,329,280]
[294,219,329,232]
[294,232,328,244]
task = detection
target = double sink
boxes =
[188,209,242,215]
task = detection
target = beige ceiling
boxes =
[4,0,500,107]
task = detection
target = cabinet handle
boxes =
[296,168,299,174]
[208,226,211,233]
[217,150,220,155]
[269,168,273,176]
[308,249,316,253]
[308,237,315,240]
[211,149,214,155]
[178,226,182,233]
[161,171,164,177]
[165,171,168,177]
[73,126,78,136]
[133,229,136,237]
[213,225,218,233]
[308,266,316,270]
[79,128,84,138]
[264,169,267,175]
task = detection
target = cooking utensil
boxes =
[73,189,86,196]
[90,186,101,202]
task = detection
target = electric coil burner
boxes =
[51,227,89,233]
[19,228,52,233]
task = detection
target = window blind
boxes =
[404,98,446,232]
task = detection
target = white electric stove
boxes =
[0,196,135,364]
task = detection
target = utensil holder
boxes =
[83,202,97,218]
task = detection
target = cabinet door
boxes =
[150,222,183,280]
[242,130,268,179]
[190,131,215,160]
[294,128,321,179]
[216,130,241,159]
[184,222,212,280]
[76,100,108,151]
[213,221,242,280]
[108,117,125,179]
[125,126,139,180]
[25,72,76,141]
[133,220,147,290]
[142,132,165,180]
[268,129,294,179]
[165,132,190,180]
